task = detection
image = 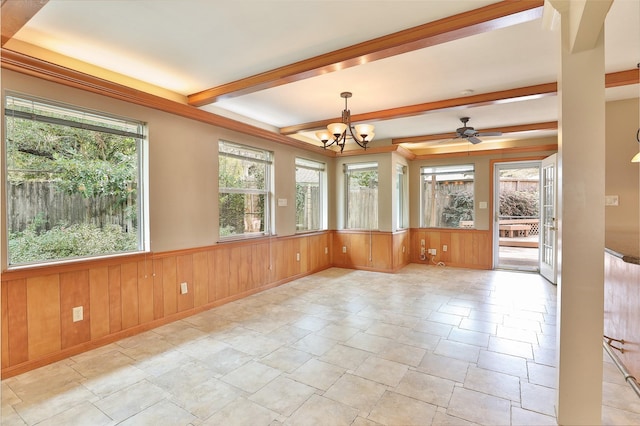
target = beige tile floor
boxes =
[2,265,640,425]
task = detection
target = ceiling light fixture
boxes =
[315,92,374,153]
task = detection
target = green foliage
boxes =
[6,109,140,264]
[441,191,474,227]
[219,193,245,236]
[6,116,137,204]
[8,222,137,265]
[218,154,267,236]
[352,170,377,188]
[500,190,539,217]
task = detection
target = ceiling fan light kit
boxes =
[316,92,375,153]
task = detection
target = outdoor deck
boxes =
[498,234,539,270]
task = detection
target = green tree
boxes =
[500,190,539,217]
[6,112,139,264]
[442,190,474,227]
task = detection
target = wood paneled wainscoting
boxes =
[604,250,640,380]
[410,228,492,269]
[0,232,332,378]
[331,229,410,272]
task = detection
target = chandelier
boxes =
[315,92,374,153]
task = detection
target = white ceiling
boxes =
[6,0,640,154]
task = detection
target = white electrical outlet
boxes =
[296,252,300,261]
[324,247,328,255]
[402,245,405,253]
[180,282,188,294]
[342,246,347,253]
[72,306,83,322]
[432,248,437,255]
[443,245,448,252]
[420,239,425,246]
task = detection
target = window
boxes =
[5,94,146,266]
[295,157,325,232]
[421,164,474,228]
[345,162,378,229]
[218,140,272,239]
[396,164,406,229]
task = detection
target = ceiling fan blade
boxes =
[468,136,482,144]
[462,128,476,137]
[477,131,502,137]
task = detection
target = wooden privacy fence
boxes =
[500,179,539,193]
[347,189,378,229]
[7,181,135,233]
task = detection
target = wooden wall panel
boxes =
[410,229,491,269]
[250,241,269,289]
[108,265,122,333]
[162,257,178,316]
[177,255,194,312]
[229,246,251,295]
[214,247,230,300]
[59,270,91,349]
[1,231,337,377]
[392,231,410,270]
[440,233,452,264]
[272,240,289,282]
[298,237,308,274]
[137,260,154,324]
[120,262,139,330]
[333,231,401,271]
[1,282,9,369]
[152,259,165,319]
[371,233,392,270]
[192,252,209,307]
[6,279,27,366]
[89,267,110,339]
[289,238,301,277]
[332,233,349,267]
[26,275,61,359]
[308,234,325,271]
[350,234,369,267]
[206,251,218,302]
[604,253,640,378]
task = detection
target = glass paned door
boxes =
[539,154,557,284]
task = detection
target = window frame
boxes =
[396,164,406,230]
[218,140,273,241]
[4,93,148,267]
[295,157,326,233]
[420,163,475,229]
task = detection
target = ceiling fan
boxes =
[455,117,502,144]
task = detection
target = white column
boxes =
[552,1,610,424]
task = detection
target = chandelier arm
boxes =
[347,125,368,149]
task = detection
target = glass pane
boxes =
[296,166,321,231]
[421,168,474,228]
[347,169,378,229]
[6,112,141,265]
[219,155,266,191]
[219,192,265,237]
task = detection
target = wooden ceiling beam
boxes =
[187,0,544,107]
[392,121,558,145]
[280,83,558,135]
[605,68,640,88]
[280,66,638,136]
[1,0,48,46]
